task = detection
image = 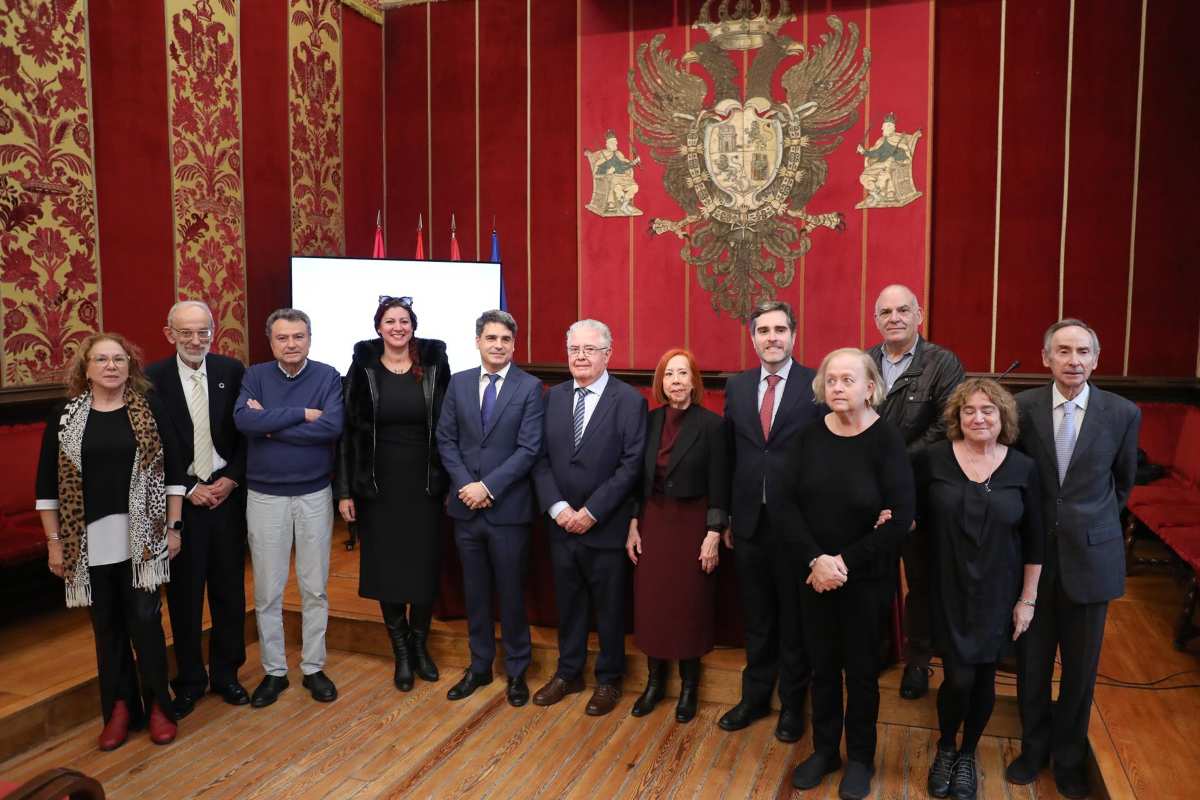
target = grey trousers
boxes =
[246,487,332,677]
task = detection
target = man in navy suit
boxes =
[436,310,544,707]
[145,300,249,717]
[720,299,821,742]
[532,319,647,716]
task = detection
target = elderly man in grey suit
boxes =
[1006,319,1140,799]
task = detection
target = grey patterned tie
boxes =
[190,372,214,481]
[572,387,588,449]
[1055,399,1077,485]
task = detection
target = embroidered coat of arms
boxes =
[628,1,870,319]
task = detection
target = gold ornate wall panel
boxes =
[342,0,381,25]
[165,0,249,361]
[288,0,346,256]
[0,0,103,386]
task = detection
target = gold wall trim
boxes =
[1123,0,1147,377]
[1057,0,1075,321]
[343,0,382,24]
[989,0,1007,374]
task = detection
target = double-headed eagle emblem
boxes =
[628,1,870,319]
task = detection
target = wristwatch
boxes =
[167,520,184,534]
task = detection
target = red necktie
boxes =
[760,374,782,441]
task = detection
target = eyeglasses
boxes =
[566,346,609,357]
[378,295,413,307]
[171,328,213,341]
[91,355,129,366]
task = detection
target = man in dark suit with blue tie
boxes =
[720,299,821,742]
[532,319,647,716]
[146,300,249,717]
[436,310,544,707]
[1006,319,1140,799]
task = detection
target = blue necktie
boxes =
[1055,400,1077,485]
[481,373,500,430]
[573,387,588,448]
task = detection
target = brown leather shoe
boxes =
[585,684,622,716]
[532,674,585,706]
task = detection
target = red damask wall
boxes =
[384,0,1200,379]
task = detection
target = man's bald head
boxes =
[874,284,923,353]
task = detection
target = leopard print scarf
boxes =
[56,388,169,607]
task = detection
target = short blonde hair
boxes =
[812,347,886,408]
[943,377,1019,445]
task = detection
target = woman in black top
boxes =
[916,378,1043,800]
[35,333,186,751]
[783,348,915,800]
[336,297,450,691]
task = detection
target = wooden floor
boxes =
[0,531,1197,798]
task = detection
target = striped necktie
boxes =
[572,387,588,449]
[1055,399,1077,485]
[190,371,214,481]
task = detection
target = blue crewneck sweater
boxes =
[234,359,345,496]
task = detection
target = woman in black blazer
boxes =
[625,348,730,723]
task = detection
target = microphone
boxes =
[997,359,1020,379]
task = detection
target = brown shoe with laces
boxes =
[532,674,585,706]
[585,684,622,716]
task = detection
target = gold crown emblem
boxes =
[694,0,796,51]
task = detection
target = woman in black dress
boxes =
[783,348,915,800]
[336,297,450,691]
[916,378,1043,800]
[625,348,729,723]
[36,333,186,751]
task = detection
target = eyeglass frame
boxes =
[566,345,610,357]
[378,295,413,307]
[90,354,130,366]
[169,327,214,341]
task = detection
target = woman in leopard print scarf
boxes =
[35,333,187,751]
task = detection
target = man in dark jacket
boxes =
[866,284,964,700]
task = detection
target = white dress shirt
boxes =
[548,370,610,521]
[1052,381,1090,436]
[178,355,229,480]
[757,358,793,430]
[478,361,513,406]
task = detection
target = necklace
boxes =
[380,354,410,375]
[959,442,1000,493]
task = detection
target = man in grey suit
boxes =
[1006,319,1140,799]
[436,310,544,707]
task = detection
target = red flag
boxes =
[372,209,385,258]
[414,213,424,260]
[449,213,461,261]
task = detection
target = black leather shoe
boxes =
[251,675,289,708]
[791,750,841,789]
[1053,767,1089,799]
[630,658,667,718]
[927,745,958,797]
[1004,751,1048,785]
[447,669,494,701]
[171,686,205,719]
[506,673,530,707]
[951,752,978,800]
[899,661,931,699]
[301,671,338,702]
[211,681,250,706]
[775,707,805,743]
[717,700,770,732]
[838,759,874,800]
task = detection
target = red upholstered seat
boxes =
[1133,504,1200,533]
[1157,526,1200,573]
[0,422,47,567]
[1129,479,1200,511]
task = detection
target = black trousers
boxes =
[901,527,932,664]
[549,534,626,686]
[454,516,532,678]
[1016,556,1108,774]
[166,491,247,692]
[89,560,173,724]
[800,577,891,765]
[734,510,810,710]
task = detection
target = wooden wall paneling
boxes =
[383,5,429,261]
[927,0,1003,373]
[241,0,292,364]
[88,0,176,363]
[991,0,1070,375]
[429,0,477,263]
[478,0,530,360]
[343,8,385,260]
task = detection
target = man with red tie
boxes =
[719,300,821,742]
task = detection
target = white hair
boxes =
[167,299,214,328]
[566,319,612,349]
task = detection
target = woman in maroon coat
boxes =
[625,348,730,723]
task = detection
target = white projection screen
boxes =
[290,257,502,375]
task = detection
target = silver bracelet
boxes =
[1020,598,1036,608]
[46,533,61,541]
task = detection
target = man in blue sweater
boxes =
[234,308,344,707]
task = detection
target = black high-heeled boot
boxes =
[675,658,700,722]
[631,657,667,717]
[408,604,440,682]
[381,602,415,691]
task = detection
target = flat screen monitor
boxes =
[290,256,502,375]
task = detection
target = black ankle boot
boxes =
[408,604,439,682]
[631,657,667,717]
[381,603,414,691]
[675,658,700,723]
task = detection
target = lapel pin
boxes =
[218,382,225,389]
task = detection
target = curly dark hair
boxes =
[943,377,1019,445]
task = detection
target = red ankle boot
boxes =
[98,699,130,751]
[148,702,177,745]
